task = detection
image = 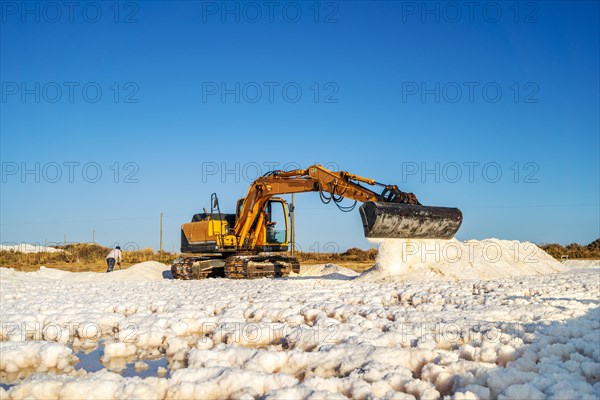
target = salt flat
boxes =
[0,240,598,399]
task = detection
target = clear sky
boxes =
[1,1,598,252]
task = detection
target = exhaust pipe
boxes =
[359,202,463,239]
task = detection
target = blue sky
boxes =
[1,1,598,252]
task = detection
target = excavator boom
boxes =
[234,164,462,243]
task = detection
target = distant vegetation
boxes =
[0,243,378,271]
[295,247,378,263]
[539,239,600,260]
[0,243,178,270]
[1,239,598,271]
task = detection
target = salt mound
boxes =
[97,261,172,281]
[0,261,171,282]
[0,243,63,253]
[0,341,78,379]
[359,238,568,281]
[299,263,358,279]
[562,259,600,268]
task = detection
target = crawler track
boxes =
[171,254,300,279]
[224,254,300,279]
[171,257,224,280]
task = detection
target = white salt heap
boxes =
[0,261,170,282]
[299,263,358,279]
[0,341,78,383]
[361,238,568,281]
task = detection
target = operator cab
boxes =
[236,197,289,248]
[265,200,287,243]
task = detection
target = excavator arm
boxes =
[234,164,462,247]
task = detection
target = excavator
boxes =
[171,164,462,279]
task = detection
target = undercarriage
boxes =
[171,253,300,280]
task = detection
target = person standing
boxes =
[106,246,122,273]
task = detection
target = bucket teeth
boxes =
[359,202,463,239]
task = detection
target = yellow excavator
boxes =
[171,164,462,279]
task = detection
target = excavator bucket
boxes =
[359,202,463,239]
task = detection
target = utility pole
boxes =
[159,213,163,252]
[92,230,95,244]
[290,194,295,256]
[63,234,66,246]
